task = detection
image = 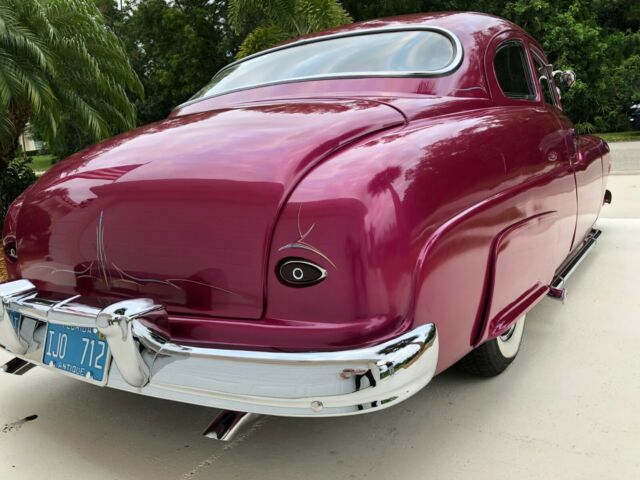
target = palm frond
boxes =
[229,0,298,34]
[236,24,291,59]
[228,0,353,57]
[0,0,143,155]
[296,0,352,34]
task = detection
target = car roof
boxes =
[282,12,539,52]
[174,12,542,115]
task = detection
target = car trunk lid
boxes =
[14,99,404,319]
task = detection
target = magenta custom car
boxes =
[0,13,611,439]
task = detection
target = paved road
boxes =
[1,180,638,480]
[610,141,640,173]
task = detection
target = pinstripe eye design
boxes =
[4,240,17,263]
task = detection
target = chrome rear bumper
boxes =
[0,279,438,417]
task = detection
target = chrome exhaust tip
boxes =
[1,357,36,375]
[202,410,260,442]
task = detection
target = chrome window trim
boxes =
[179,26,464,108]
[530,47,558,107]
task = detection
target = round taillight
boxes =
[277,259,327,287]
[3,241,18,263]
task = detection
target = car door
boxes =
[474,34,579,344]
[521,46,580,255]
[484,34,578,259]
[529,47,602,248]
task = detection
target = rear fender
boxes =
[412,171,573,373]
[476,211,559,344]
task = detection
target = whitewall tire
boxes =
[456,315,527,377]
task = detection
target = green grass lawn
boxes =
[595,131,640,142]
[27,154,56,174]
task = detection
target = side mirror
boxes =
[552,69,577,87]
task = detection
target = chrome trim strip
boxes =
[0,279,439,417]
[179,26,464,108]
[550,228,602,291]
[132,320,434,364]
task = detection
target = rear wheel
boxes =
[456,315,526,377]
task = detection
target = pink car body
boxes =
[0,13,610,422]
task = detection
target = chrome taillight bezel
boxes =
[3,236,18,263]
[276,258,327,287]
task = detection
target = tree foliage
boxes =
[0,157,35,220]
[116,0,237,124]
[0,0,143,170]
[39,0,237,155]
[341,0,640,132]
[3,0,639,173]
[228,0,352,58]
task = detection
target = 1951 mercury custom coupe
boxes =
[0,12,611,440]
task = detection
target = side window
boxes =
[494,42,535,100]
[532,54,557,106]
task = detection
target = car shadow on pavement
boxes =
[13,360,506,479]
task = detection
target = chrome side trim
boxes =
[549,228,602,295]
[180,26,464,107]
[0,279,439,417]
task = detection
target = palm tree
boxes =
[228,0,352,59]
[0,0,143,171]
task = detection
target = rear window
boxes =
[192,29,460,100]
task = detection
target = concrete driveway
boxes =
[610,141,640,173]
[1,175,639,479]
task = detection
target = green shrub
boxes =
[575,122,596,134]
[0,158,37,222]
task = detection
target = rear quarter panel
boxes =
[268,104,576,370]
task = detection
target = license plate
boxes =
[42,323,111,384]
[7,309,22,330]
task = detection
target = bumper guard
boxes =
[0,279,438,417]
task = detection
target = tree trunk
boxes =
[1,105,30,222]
